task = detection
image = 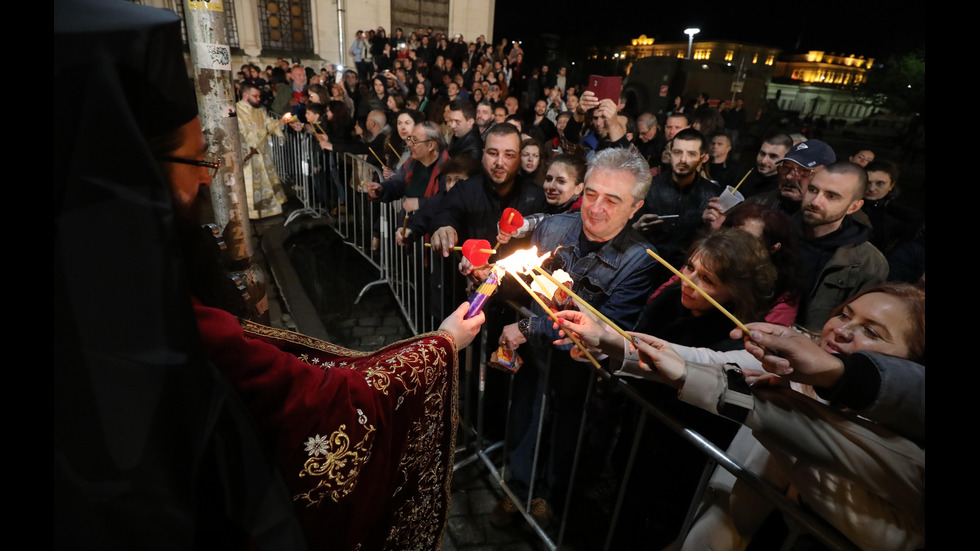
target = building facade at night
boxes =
[619,34,880,121]
[141,0,494,72]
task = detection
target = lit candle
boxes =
[507,268,603,370]
[531,266,636,345]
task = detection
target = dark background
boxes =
[492,2,924,67]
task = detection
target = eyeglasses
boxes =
[776,163,814,179]
[159,152,222,178]
[405,136,432,145]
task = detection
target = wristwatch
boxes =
[518,317,531,340]
[717,363,754,423]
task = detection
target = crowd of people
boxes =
[233,26,925,549]
[57,5,925,547]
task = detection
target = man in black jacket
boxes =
[423,123,546,256]
[634,128,721,286]
[447,98,483,162]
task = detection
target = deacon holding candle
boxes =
[237,82,287,219]
[490,147,659,529]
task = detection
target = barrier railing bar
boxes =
[603,409,648,551]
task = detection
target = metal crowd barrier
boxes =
[460,326,862,551]
[267,129,860,551]
[269,129,453,335]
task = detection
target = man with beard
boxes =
[528,99,558,144]
[794,162,887,330]
[741,133,794,197]
[415,123,546,256]
[55,3,484,548]
[701,133,795,229]
[400,122,547,453]
[475,99,495,141]
[634,128,721,286]
[237,83,287,219]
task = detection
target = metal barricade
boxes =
[458,323,863,551]
[270,129,438,334]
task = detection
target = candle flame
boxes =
[529,268,572,299]
[496,247,551,276]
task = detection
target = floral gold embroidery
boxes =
[294,423,376,507]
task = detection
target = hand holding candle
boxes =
[464,265,505,319]
[495,247,604,370]
[423,239,496,266]
[439,301,486,347]
[532,266,637,346]
[361,181,383,199]
[495,208,525,248]
[461,239,494,267]
[551,310,617,352]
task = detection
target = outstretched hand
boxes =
[731,323,845,388]
[439,302,485,349]
[630,333,686,387]
[430,226,458,257]
[551,310,606,350]
[362,181,383,199]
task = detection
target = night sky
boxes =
[492,1,924,63]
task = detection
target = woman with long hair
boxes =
[541,153,586,213]
[384,109,424,175]
[320,100,354,211]
[307,83,328,106]
[634,229,777,350]
[518,138,548,187]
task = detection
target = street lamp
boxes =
[684,27,700,59]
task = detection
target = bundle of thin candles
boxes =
[497,247,752,366]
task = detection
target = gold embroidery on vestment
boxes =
[294,423,376,506]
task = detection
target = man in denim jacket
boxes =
[493,147,657,527]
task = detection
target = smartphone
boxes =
[585,75,622,104]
